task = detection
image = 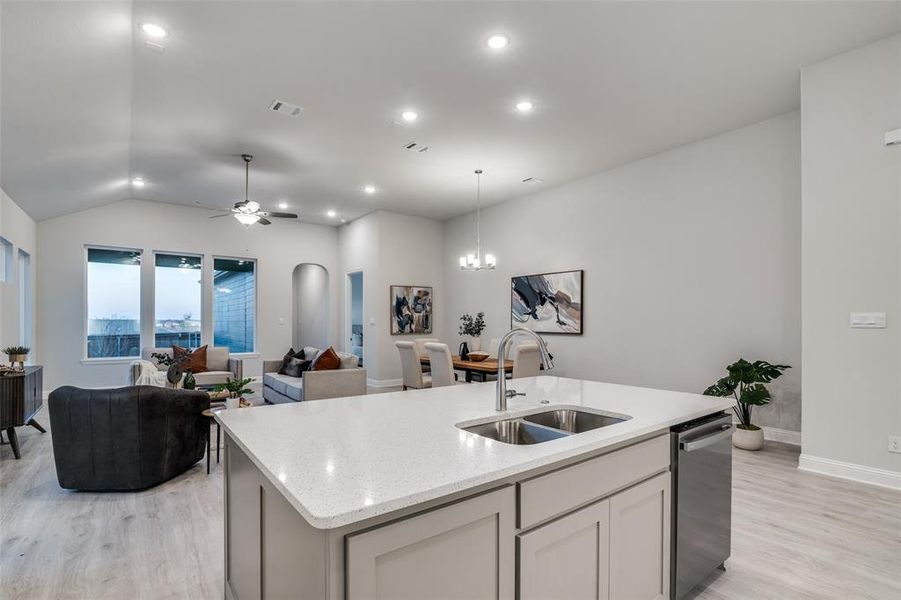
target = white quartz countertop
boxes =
[215,376,733,529]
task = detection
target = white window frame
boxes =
[152,250,205,350]
[83,245,143,362]
[212,255,259,356]
[0,237,12,283]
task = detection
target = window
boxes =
[0,237,11,282]
[154,253,202,348]
[18,249,32,348]
[86,248,141,358]
[213,258,256,353]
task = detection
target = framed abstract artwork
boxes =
[390,285,433,335]
[511,270,583,334]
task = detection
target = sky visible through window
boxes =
[87,262,140,319]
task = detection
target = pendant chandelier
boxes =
[459,169,496,271]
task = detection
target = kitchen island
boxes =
[216,376,732,600]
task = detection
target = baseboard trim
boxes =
[798,454,901,491]
[763,427,801,446]
[367,378,403,389]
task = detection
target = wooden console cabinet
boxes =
[0,366,45,459]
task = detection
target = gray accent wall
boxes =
[801,34,901,474]
[441,113,802,433]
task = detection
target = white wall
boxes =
[442,113,802,432]
[339,210,444,384]
[37,199,339,390]
[800,35,901,482]
[0,188,37,355]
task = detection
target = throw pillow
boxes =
[172,345,208,373]
[277,348,300,375]
[283,358,312,378]
[311,346,341,371]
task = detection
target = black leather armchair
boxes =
[49,386,210,491]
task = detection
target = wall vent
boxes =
[269,99,304,117]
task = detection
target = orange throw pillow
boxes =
[172,344,209,373]
[311,346,340,371]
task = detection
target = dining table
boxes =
[420,355,513,383]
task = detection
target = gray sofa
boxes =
[263,347,366,404]
[131,346,243,386]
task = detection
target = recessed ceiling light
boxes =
[363,185,376,195]
[515,100,534,113]
[340,218,347,224]
[486,34,509,49]
[278,201,288,210]
[401,110,418,123]
[131,177,145,188]
[140,22,168,38]
[327,210,337,218]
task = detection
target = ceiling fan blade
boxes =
[258,217,272,225]
[208,213,231,219]
[261,211,298,219]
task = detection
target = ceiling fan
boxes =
[209,154,298,226]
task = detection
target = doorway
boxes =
[346,271,364,366]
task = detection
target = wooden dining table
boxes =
[420,355,513,383]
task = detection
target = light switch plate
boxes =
[849,312,886,328]
[369,317,376,326]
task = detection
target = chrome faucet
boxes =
[496,327,555,411]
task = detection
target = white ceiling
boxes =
[2,1,900,224]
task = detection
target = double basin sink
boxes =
[460,407,632,445]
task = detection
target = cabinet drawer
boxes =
[518,434,669,529]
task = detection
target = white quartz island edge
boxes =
[215,375,733,530]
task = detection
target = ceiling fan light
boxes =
[240,200,260,213]
[234,213,260,225]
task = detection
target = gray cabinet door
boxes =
[609,472,671,600]
[518,499,610,600]
[346,486,515,600]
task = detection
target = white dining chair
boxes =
[413,338,440,357]
[424,342,458,387]
[512,341,541,379]
[396,341,431,390]
[486,338,500,359]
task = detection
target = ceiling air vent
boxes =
[269,99,304,118]
[403,141,430,153]
[521,177,544,185]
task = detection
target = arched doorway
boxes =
[292,263,329,349]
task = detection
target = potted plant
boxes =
[458,312,486,352]
[213,377,255,409]
[704,358,790,450]
[2,346,30,369]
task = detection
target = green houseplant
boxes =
[213,377,254,408]
[458,312,486,351]
[704,358,790,450]
[2,346,30,369]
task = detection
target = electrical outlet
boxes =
[889,436,901,454]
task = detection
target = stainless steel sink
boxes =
[461,419,568,445]
[522,409,628,433]
[459,408,631,445]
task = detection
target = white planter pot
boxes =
[470,337,481,352]
[732,426,764,451]
[226,397,240,409]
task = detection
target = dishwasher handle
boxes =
[680,424,733,452]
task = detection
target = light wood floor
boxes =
[2,406,899,600]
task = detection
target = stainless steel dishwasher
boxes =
[671,412,733,599]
